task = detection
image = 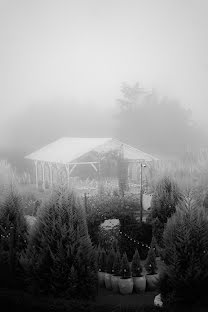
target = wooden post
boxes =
[49,163,53,188]
[140,163,143,224]
[41,162,45,190]
[34,160,38,189]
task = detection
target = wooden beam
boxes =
[91,163,98,172]
[67,161,99,165]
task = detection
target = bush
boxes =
[98,249,107,272]
[0,188,28,288]
[24,187,97,299]
[160,203,208,306]
[119,220,152,260]
[132,249,142,277]
[106,249,116,274]
[145,247,157,275]
[148,176,182,247]
[120,253,131,279]
[112,251,121,276]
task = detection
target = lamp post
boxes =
[140,163,146,223]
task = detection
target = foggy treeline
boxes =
[3,82,208,172]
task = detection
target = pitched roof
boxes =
[25,137,158,164]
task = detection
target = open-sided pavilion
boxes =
[25,137,158,190]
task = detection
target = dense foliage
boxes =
[24,187,97,299]
[116,82,206,158]
[119,218,152,260]
[0,188,28,288]
[160,203,208,306]
[132,249,142,277]
[147,176,182,247]
[86,193,152,260]
[98,248,107,272]
[106,248,116,274]
[144,247,157,275]
[112,251,121,276]
[120,253,131,279]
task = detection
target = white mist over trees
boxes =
[115,83,206,158]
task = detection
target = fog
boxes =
[1,0,208,168]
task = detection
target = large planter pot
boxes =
[146,273,160,291]
[111,275,121,293]
[133,275,146,293]
[98,271,105,287]
[118,277,133,295]
[104,273,112,290]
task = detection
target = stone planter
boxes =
[111,275,121,293]
[104,273,112,290]
[98,271,105,287]
[146,273,160,291]
[118,277,133,295]
[133,275,146,293]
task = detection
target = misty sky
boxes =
[1,0,208,150]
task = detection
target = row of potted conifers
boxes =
[97,247,160,295]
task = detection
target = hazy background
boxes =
[1,0,208,170]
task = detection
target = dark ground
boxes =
[96,287,159,308]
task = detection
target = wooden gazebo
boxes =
[25,137,158,190]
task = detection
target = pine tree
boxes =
[106,248,116,274]
[149,176,182,247]
[99,249,107,272]
[161,203,208,305]
[132,249,142,277]
[120,253,131,278]
[0,188,28,288]
[25,187,97,299]
[145,247,157,275]
[112,251,121,276]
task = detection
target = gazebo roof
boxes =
[25,137,158,164]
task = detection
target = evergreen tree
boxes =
[98,249,107,272]
[0,188,28,288]
[25,187,97,299]
[132,249,142,277]
[145,247,157,275]
[106,248,116,274]
[148,176,182,247]
[112,251,121,276]
[160,203,208,305]
[120,253,131,278]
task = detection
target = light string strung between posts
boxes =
[101,217,152,249]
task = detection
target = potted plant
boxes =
[98,248,107,287]
[145,246,159,291]
[118,253,133,295]
[111,251,121,293]
[132,249,146,293]
[105,248,116,290]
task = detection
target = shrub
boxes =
[0,188,28,288]
[112,251,121,276]
[119,220,152,260]
[24,187,97,299]
[160,203,208,306]
[132,249,142,277]
[145,247,157,275]
[148,176,182,247]
[120,253,131,279]
[98,249,107,272]
[106,248,116,274]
